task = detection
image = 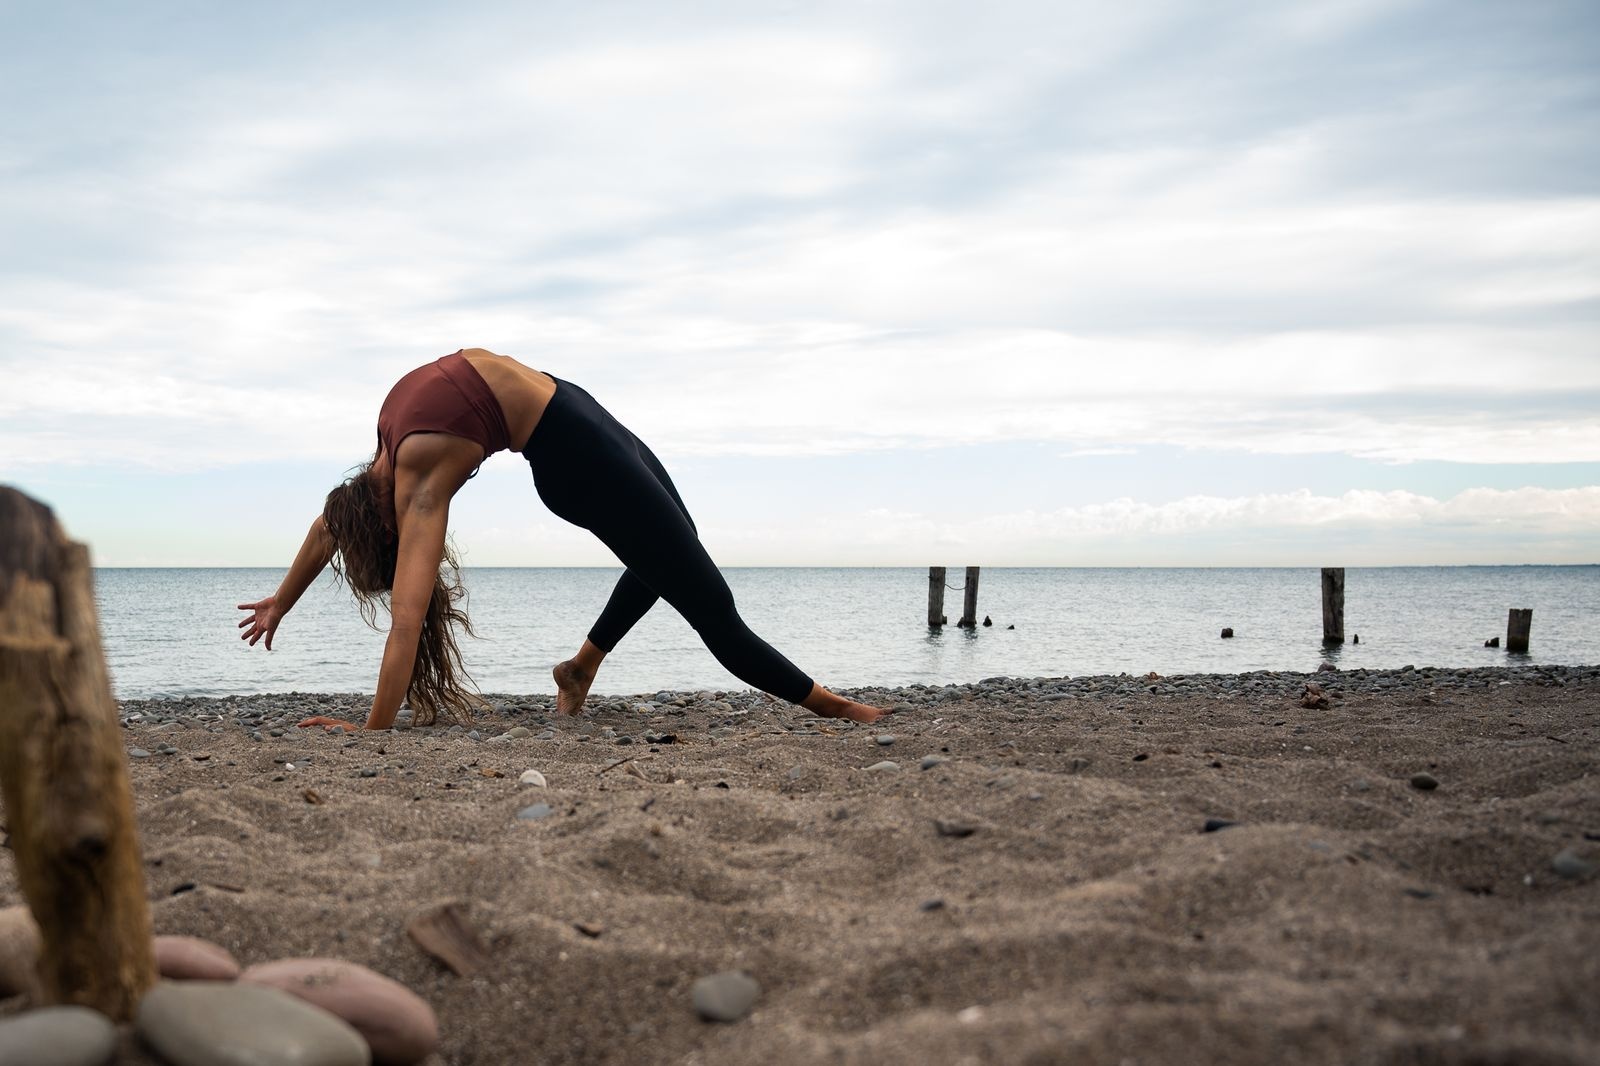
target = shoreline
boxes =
[7,664,1596,1063]
[115,662,1600,720]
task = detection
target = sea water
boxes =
[92,566,1600,700]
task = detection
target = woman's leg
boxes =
[533,379,885,720]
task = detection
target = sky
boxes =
[1,0,1597,568]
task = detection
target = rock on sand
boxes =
[137,980,371,1066]
[241,957,439,1065]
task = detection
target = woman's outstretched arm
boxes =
[299,489,450,731]
[238,515,335,651]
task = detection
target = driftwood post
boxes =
[0,487,155,1019]
[958,566,981,629]
[1506,608,1532,654]
[1321,567,1345,644]
[927,567,947,627]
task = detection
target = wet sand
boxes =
[4,665,1599,1064]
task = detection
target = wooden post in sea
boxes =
[957,566,981,628]
[1506,608,1533,653]
[927,567,948,627]
[1321,567,1345,644]
[0,486,156,1020]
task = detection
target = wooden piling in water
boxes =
[0,486,156,1019]
[927,567,947,627]
[1506,608,1532,653]
[1321,567,1345,644]
[958,566,981,628]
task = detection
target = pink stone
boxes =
[0,905,41,1000]
[240,957,439,1066]
[154,935,242,981]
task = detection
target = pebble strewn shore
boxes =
[116,662,1600,739]
[5,663,1592,1065]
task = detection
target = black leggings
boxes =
[521,376,814,704]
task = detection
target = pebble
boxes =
[1551,849,1597,881]
[1203,818,1239,833]
[864,761,900,772]
[517,803,555,821]
[919,755,947,771]
[0,1005,117,1066]
[137,980,370,1066]
[875,734,896,746]
[506,727,532,739]
[241,957,439,1066]
[129,748,152,758]
[155,935,242,981]
[692,971,760,1022]
[518,769,547,788]
[934,819,977,838]
[1409,772,1439,791]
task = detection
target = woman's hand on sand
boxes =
[297,716,360,732]
[237,595,283,650]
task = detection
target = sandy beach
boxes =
[4,664,1598,1065]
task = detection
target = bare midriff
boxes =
[458,348,559,452]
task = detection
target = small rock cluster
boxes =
[0,905,438,1066]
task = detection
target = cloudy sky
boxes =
[2,0,1596,567]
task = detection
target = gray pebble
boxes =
[128,748,152,758]
[934,819,977,838]
[0,1005,117,1066]
[506,726,532,739]
[864,760,900,772]
[919,755,947,771]
[692,971,760,1022]
[1552,849,1597,880]
[517,803,555,822]
[1409,772,1439,791]
[875,734,896,746]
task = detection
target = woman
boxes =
[237,348,888,729]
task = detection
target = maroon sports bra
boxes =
[376,351,513,472]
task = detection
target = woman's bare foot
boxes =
[552,659,594,715]
[801,684,891,724]
[812,700,890,724]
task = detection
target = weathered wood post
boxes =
[1321,567,1345,644]
[927,567,947,627]
[957,566,981,628]
[0,487,156,1019]
[1506,608,1533,653]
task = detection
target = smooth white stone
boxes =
[138,980,370,1066]
[0,1006,116,1066]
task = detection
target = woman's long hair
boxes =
[321,462,479,725]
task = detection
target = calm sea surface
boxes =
[94,566,1599,700]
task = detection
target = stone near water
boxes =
[517,803,554,821]
[137,980,371,1066]
[1300,682,1330,709]
[1485,636,1500,648]
[518,769,547,788]
[0,1005,117,1066]
[241,958,439,1066]
[155,935,241,982]
[692,971,760,1023]
[1409,772,1439,791]
[1316,662,1336,673]
[0,905,41,1000]
[864,760,900,772]
[1220,628,1234,639]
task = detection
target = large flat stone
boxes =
[137,980,370,1066]
[0,1006,116,1066]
